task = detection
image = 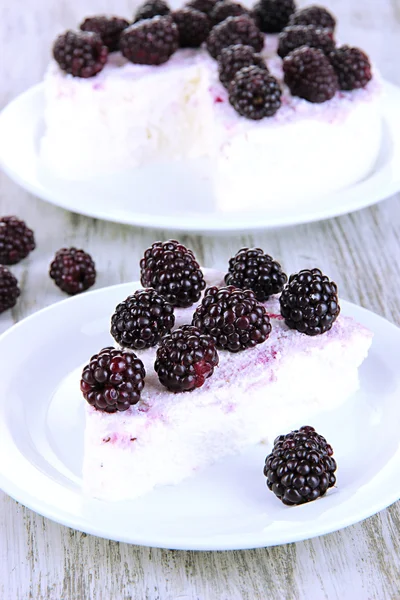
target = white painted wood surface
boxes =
[1,0,400,597]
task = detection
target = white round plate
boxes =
[0,282,399,550]
[0,82,400,232]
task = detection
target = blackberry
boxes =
[120,16,179,65]
[186,0,220,17]
[172,8,211,48]
[218,44,267,88]
[329,45,372,91]
[264,425,337,506]
[225,248,287,301]
[49,247,96,295]
[279,268,340,335]
[80,347,145,413]
[0,266,20,313]
[277,24,335,59]
[206,15,264,59]
[229,66,281,119]
[283,46,338,103]
[289,5,336,31]
[53,30,108,78]
[134,0,171,22]
[140,240,206,307]
[192,286,271,352]
[154,325,219,392]
[110,288,175,350]
[210,1,248,26]
[252,0,296,34]
[79,15,130,51]
[0,216,35,265]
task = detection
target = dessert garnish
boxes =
[0,216,35,265]
[120,16,179,66]
[53,30,108,78]
[0,266,20,313]
[111,288,175,350]
[264,425,337,505]
[49,247,96,295]
[329,45,372,91]
[225,247,287,301]
[134,0,171,23]
[252,0,296,33]
[206,14,264,59]
[283,45,339,103]
[228,65,282,119]
[172,8,211,47]
[80,347,146,412]
[289,5,336,31]
[217,43,268,88]
[277,24,335,58]
[79,15,130,51]
[192,285,272,351]
[210,0,249,26]
[140,240,206,307]
[279,267,340,335]
[154,324,219,391]
[185,0,220,17]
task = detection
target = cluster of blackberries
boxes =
[0,215,98,315]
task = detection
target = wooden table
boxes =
[1,0,400,597]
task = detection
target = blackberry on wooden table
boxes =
[0,216,35,265]
[0,266,20,313]
[49,247,96,295]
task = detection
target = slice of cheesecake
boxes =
[82,271,372,501]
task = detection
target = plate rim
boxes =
[1,80,400,232]
[0,281,400,550]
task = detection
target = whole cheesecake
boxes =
[40,3,382,211]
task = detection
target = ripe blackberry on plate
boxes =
[329,45,372,91]
[185,0,220,17]
[53,30,108,78]
[252,0,296,33]
[283,46,338,103]
[120,16,179,66]
[277,24,335,59]
[279,268,340,335]
[155,325,219,392]
[140,240,206,307]
[49,247,96,295]
[218,44,267,88]
[210,1,249,26]
[0,266,20,313]
[111,288,175,350]
[79,15,130,51]
[225,247,287,301]
[289,5,336,31]
[134,0,171,22]
[206,15,264,59]
[80,347,146,412]
[0,216,35,265]
[229,66,281,120]
[172,8,211,47]
[264,425,337,506]
[192,285,272,352]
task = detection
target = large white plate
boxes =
[0,282,399,550]
[0,82,400,232]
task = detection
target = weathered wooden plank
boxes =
[1,0,400,597]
